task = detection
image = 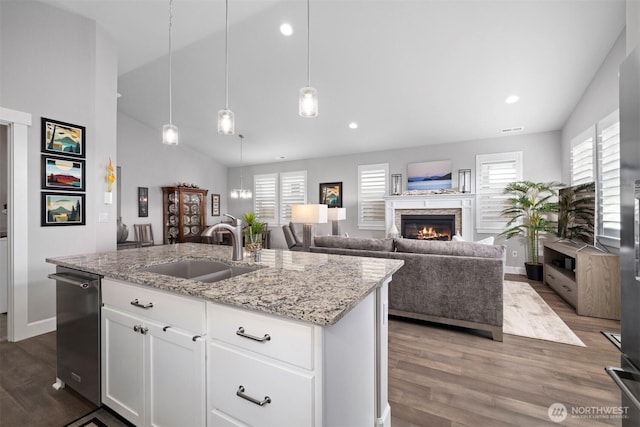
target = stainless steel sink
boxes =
[141,260,258,283]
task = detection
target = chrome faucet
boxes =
[201,214,244,261]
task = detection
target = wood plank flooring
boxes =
[0,275,623,426]
[388,274,623,426]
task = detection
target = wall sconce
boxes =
[458,169,471,193]
[105,157,115,204]
[391,174,402,195]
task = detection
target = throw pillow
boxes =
[452,234,494,245]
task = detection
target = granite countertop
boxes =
[46,243,404,326]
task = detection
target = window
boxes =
[253,173,278,224]
[475,151,523,233]
[358,163,388,230]
[570,127,595,185]
[596,111,620,240]
[253,171,307,225]
[279,171,307,224]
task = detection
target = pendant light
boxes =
[299,0,318,118]
[230,134,252,199]
[218,0,235,135]
[162,0,179,145]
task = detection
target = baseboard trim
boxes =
[26,316,56,339]
[505,265,526,275]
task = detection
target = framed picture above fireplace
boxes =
[407,160,452,191]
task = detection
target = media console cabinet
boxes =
[543,240,620,320]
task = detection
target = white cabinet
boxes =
[207,277,391,427]
[101,279,206,427]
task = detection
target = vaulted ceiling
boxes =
[42,0,626,166]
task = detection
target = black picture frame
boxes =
[41,155,85,191]
[319,182,343,208]
[138,187,149,217]
[41,192,85,226]
[41,117,86,158]
[211,194,220,216]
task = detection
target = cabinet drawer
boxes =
[102,278,205,332]
[209,343,314,427]
[544,266,577,307]
[208,303,314,369]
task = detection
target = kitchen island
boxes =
[47,243,403,427]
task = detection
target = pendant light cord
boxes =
[306,0,311,86]
[168,0,173,124]
[239,134,244,189]
[224,0,229,109]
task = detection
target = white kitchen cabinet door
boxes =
[102,306,145,426]
[147,324,206,427]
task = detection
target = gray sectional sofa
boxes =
[310,236,505,341]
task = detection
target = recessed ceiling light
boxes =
[280,23,293,36]
[505,95,520,104]
[348,122,358,129]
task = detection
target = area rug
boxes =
[503,280,585,347]
[65,407,131,427]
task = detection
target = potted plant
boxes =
[558,182,595,243]
[499,180,562,281]
[242,211,265,253]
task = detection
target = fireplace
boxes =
[401,214,455,241]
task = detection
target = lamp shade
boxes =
[327,207,346,221]
[291,204,327,224]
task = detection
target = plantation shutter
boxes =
[570,128,595,185]
[475,152,523,233]
[358,163,388,230]
[253,173,278,224]
[280,171,307,224]
[597,112,620,240]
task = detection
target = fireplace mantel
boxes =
[384,194,475,240]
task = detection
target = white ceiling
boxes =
[41,0,626,167]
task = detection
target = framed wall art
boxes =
[138,187,149,217]
[41,155,85,191]
[319,182,342,208]
[211,194,220,216]
[41,117,86,158]
[407,160,452,191]
[41,192,85,226]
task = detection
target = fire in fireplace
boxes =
[401,214,456,241]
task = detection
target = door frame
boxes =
[1,107,32,342]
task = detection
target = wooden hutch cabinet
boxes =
[162,186,208,243]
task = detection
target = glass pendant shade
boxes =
[299,86,318,118]
[162,123,179,145]
[230,189,239,199]
[218,109,235,135]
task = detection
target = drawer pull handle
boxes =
[236,385,271,407]
[133,325,141,333]
[236,327,271,342]
[131,299,154,309]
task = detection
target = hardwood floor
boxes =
[388,274,623,427]
[0,275,623,426]
[0,321,96,426]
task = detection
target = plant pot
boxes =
[525,262,544,281]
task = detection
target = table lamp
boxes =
[327,207,346,235]
[291,204,328,251]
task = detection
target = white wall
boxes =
[116,113,228,243]
[0,1,117,327]
[560,30,626,184]
[0,126,7,233]
[227,130,562,268]
[628,0,640,55]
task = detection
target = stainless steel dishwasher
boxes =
[49,266,102,406]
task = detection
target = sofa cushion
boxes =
[313,235,395,252]
[394,238,504,259]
